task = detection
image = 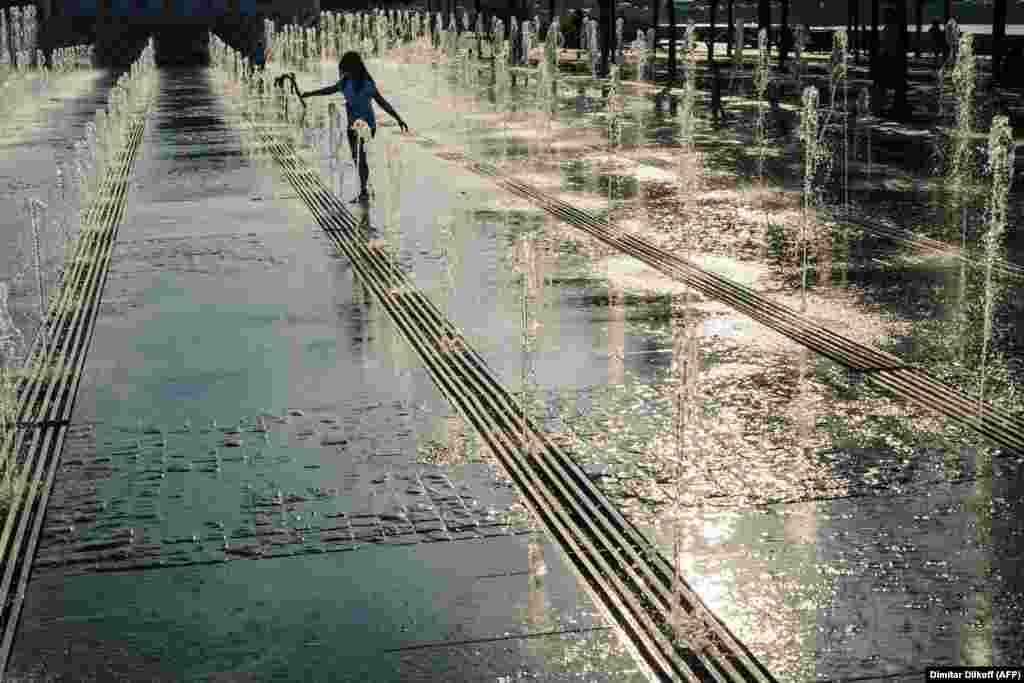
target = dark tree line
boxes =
[643,0,1013,115]
[418,0,1013,103]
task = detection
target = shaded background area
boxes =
[31,0,313,66]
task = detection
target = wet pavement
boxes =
[6,66,644,681]
[2,45,1023,681]
[273,54,1024,676]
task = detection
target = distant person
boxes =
[573,9,584,51]
[929,19,948,67]
[300,51,410,204]
[252,39,266,76]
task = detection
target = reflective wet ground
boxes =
[6,67,643,681]
[3,50,1023,681]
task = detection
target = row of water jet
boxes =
[788,29,848,293]
[493,28,513,170]
[263,3,657,139]
[948,32,977,363]
[17,39,155,346]
[799,87,825,315]
[293,6,663,90]
[753,28,770,186]
[1,4,92,109]
[829,29,850,214]
[977,117,1015,412]
[675,19,700,265]
[267,8,433,75]
[665,20,718,654]
[0,39,93,122]
[630,29,655,83]
[0,5,39,74]
[0,38,155,517]
[48,44,93,72]
[387,9,646,194]
[604,62,623,227]
[789,26,1018,425]
[937,32,1020,413]
[532,17,562,167]
[582,16,600,77]
[727,19,745,94]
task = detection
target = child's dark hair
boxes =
[339,51,373,92]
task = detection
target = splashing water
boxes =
[0,284,24,366]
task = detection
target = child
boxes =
[300,51,410,203]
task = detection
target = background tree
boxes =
[476,0,483,56]
[915,0,924,59]
[992,0,1008,85]
[707,0,718,61]
[848,0,861,64]
[890,0,911,120]
[726,0,734,57]
[870,0,879,76]
[777,0,789,68]
[667,0,677,83]
[600,0,616,77]
[652,0,661,57]
[757,0,770,50]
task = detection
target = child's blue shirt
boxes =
[339,78,377,129]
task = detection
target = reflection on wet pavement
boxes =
[35,402,535,575]
[10,65,646,681]
[311,56,1024,676]
[6,46,1023,680]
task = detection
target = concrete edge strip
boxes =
[0,80,153,679]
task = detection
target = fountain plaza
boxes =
[0,7,1022,681]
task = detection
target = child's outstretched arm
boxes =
[373,91,409,132]
[300,83,340,99]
